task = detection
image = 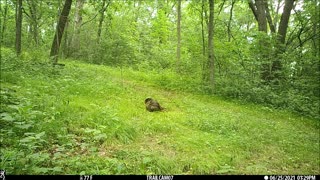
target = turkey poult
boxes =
[144,98,165,112]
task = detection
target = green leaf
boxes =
[216,169,232,174]
[52,167,62,172]
[84,128,96,133]
[217,165,235,174]
[20,136,36,143]
[8,105,20,110]
[143,157,152,164]
[35,131,46,138]
[15,124,32,129]
[33,167,49,173]
[1,113,15,122]
[24,132,36,136]
[94,133,107,140]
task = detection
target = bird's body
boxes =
[145,98,164,112]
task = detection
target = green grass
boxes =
[1,58,319,175]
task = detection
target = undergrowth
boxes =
[1,48,319,174]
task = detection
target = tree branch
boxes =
[265,1,276,33]
[248,0,258,22]
[217,0,226,17]
[81,0,111,27]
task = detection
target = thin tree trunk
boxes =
[71,0,84,54]
[201,0,206,81]
[274,0,282,31]
[208,0,215,89]
[62,19,69,58]
[201,0,205,57]
[50,0,73,64]
[265,0,276,33]
[217,0,226,17]
[27,0,39,46]
[1,0,9,44]
[313,0,319,57]
[227,0,235,42]
[176,0,181,73]
[15,0,22,55]
[204,0,208,26]
[97,0,110,43]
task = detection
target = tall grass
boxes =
[1,48,319,174]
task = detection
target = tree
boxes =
[207,0,215,89]
[97,0,111,44]
[70,0,84,53]
[249,0,267,32]
[15,0,22,55]
[227,0,235,42]
[176,0,181,72]
[201,0,206,56]
[249,0,295,82]
[26,0,40,46]
[278,0,294,44]
[50,0,73,65]
[200,0,207,78]
[152,2,169,45]
[272,0,295,79]
[1,0,9,44]
[265,0,276,33]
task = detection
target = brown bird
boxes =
[144,98,164,112]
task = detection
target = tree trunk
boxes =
[176,0,181,72]
[249,0,269,81]
[272,0,294,80]
[208,0,215,89]
[256,0,267,32]
[313,0,319,58]
[249,0,294,82]
[62,19,70,58]
[249,0,267,32]
[201,0,206,57]
[1,0,9,44]
[227,0,235,42]
[27,0,39,46]
[277,0,294,44]
[265,1,276,33]
[273,0,282,31]
[15,0,22,55]
[201,0,206,81]
[50,0,73,64]
[97,0,110,43]
[71,0,84,55]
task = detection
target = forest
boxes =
[0,0,319,175]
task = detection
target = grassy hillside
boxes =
[1,53,319,174]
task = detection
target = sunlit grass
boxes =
[1,59,319,175]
